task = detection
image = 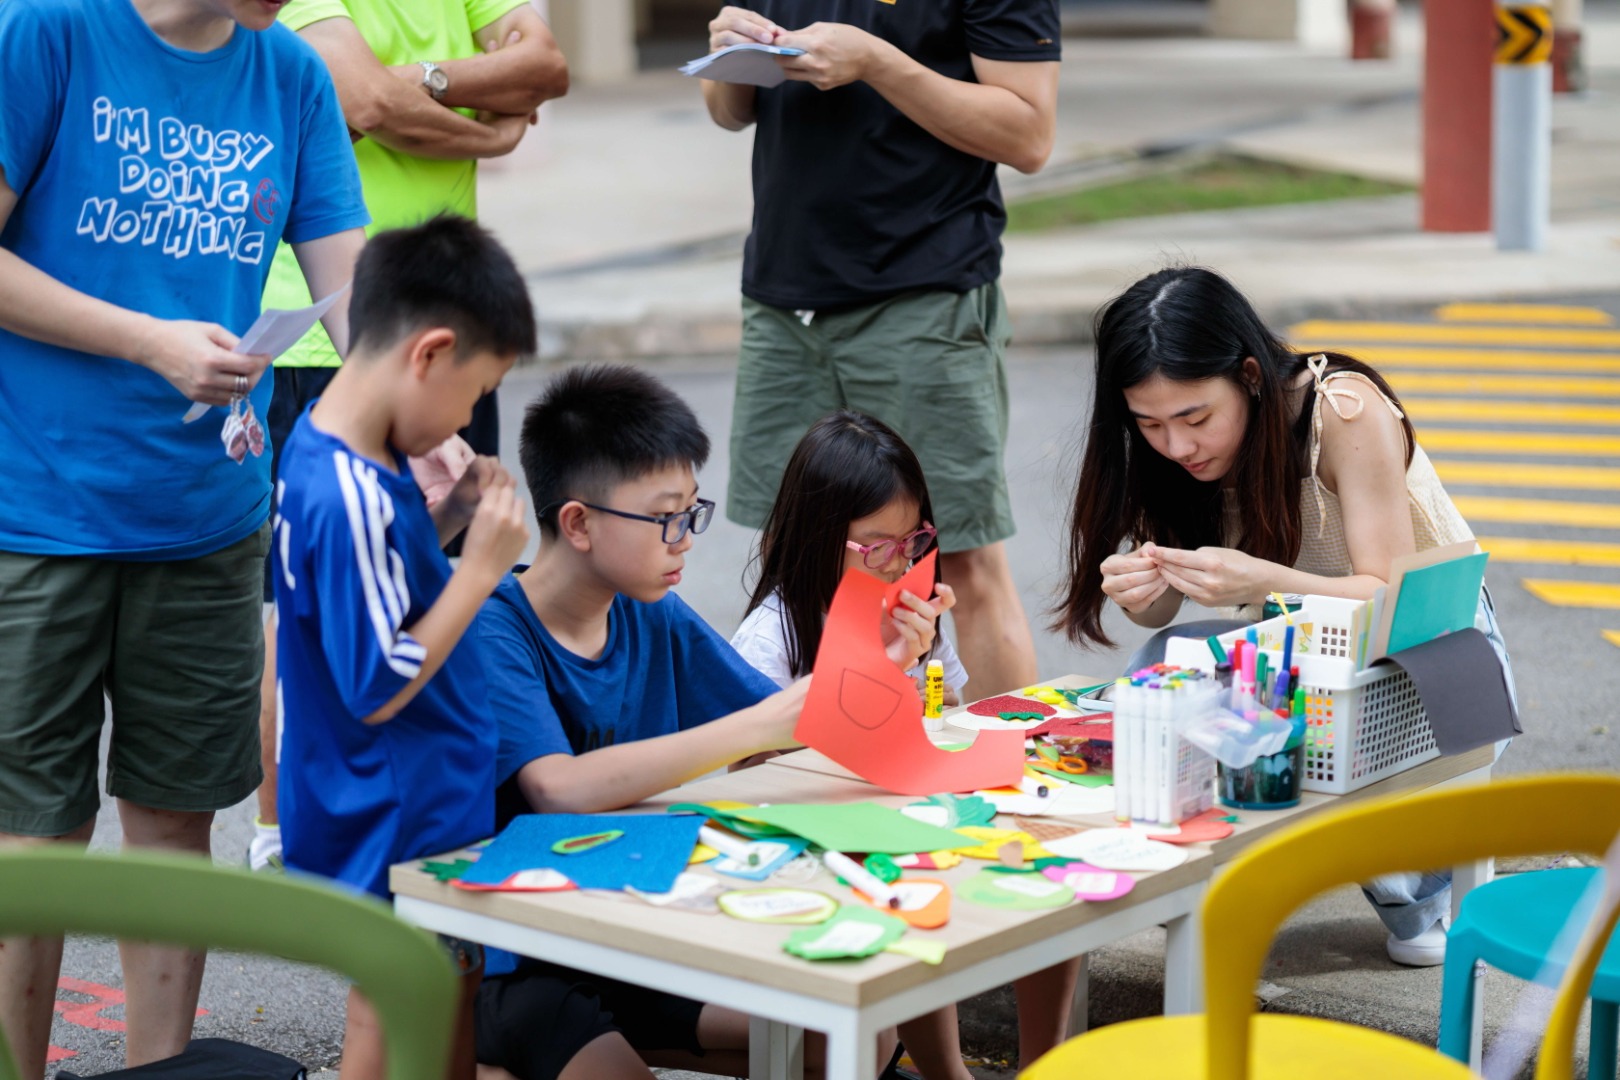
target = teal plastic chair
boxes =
[0,848,458,1080]
[1440,866,1620,1079]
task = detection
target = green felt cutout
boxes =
[904,794,998,830]
[782,906,907,961]
[420,858,475,883]
[664,803,793,839]
[999,712,1048,722]
[1027,763,1112,789]
[983,857,1072,875]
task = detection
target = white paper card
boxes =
[679,43,805,88]
[183,284,351,422]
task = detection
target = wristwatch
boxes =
[418,60,449,101]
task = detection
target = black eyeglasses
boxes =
[542,497,716,545]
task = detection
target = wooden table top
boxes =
[390,758,1211,1009]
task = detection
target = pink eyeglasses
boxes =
[845,523,937,569]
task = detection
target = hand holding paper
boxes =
[182,285,351,422]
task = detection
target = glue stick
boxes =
[923,659,945,732]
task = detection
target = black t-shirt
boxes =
[739,0,1061,310]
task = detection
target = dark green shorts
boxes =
[0,524,269,836]
[728,282,1015,553]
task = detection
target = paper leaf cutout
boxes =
[796,557,1025,795]
[957,868,1074,911]
[783,906,907,961]
[719,888,840,924]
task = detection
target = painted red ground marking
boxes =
[48,976,208,1059]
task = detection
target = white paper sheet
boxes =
[680,43,805,88]
[182,283,351,422]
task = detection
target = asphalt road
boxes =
[44,297,1620,1074]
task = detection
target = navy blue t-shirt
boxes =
[272,411,495,898]
[476,572,780,820]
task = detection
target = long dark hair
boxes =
[1052,267,1415,648]
[745,411,938,679]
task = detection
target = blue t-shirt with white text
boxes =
[0,0,368,559]
[272,411,494,898]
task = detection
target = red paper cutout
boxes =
[1027,714,1114,739]
[967,695,1055,718]
[797,557,1025,796]
[1146,808,1235,845]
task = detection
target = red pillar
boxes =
[1422,0,1494,231]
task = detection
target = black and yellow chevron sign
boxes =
[1496,4,1553,64]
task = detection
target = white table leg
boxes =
[1453,855,1494,1071]
[749,1016,805,1080]
[1164,903,1205,1014]
[1066,952,1091,1036]
[822,1013,876,1080]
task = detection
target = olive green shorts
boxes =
[728,282,1016,553]
[0,524,269,836]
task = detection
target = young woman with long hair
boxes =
[1053,267,1514,967]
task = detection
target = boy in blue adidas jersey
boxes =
[272,216,531,1080]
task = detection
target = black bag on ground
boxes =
[57,1038,305,1080]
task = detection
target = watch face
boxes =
[428,68,449,93]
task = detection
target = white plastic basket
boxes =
[1162,596,1439,795]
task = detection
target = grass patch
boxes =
[1005,154,1412,232]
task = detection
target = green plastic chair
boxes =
[0,848,458,1080]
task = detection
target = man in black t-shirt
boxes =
[701,3,1072,1069]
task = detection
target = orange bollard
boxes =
[1422,0,1494,232]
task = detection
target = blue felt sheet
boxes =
[459,813,705,892]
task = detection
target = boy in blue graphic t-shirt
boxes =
[0,1,367,1073]
[273,217,531,1080]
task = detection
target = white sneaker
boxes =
[247,818,284,874]
[1386,918,1449,967]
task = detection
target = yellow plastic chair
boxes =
[0,848,459,1080]
[1023,773,1620,1080]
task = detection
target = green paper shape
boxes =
[1386,552,1488,655]
[886,938,947,965]
[905,794,997,830]
[999,712,1047,722]
[664,803,794,839]
[550,829,623,855]
[783,906,907,961]
[984,857,1072,875]
[956,868,1075,911]
[741,802,978,855]
[1027,763,1112,789]
[420,858,475,883]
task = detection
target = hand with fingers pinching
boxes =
[709,5,780,51]
[1145,543,1270,609]
[882,582,956,672]
[1101,545,1170,614]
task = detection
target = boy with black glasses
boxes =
[469,364,816,1080]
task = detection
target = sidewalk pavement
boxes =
[478,6,1620,363]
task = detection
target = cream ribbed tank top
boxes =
[1225,355,1474,577]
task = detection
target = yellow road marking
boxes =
[1453,496,1620,529]
[1406,400,1620,426]
[1521,580,1620,610]
[1421,431,1620,456]
[1289,321,1620,348]
[1434,303,1614,326]
[1434,462,1620,491]
[1294,344,1620,374]
[1289,345,1620,374]
[1389,372,1620,398]
[1604,630,1620,650]
[1479,538,1620,566]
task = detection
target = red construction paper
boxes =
[967,695,1055,718]
[1027,714,1114,739]
[1146,808,1235,845]
[797,564,1025,796]
[883,551,938,615]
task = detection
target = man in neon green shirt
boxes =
[250,0,566,892]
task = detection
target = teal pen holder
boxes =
[1218,742,1304,810]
